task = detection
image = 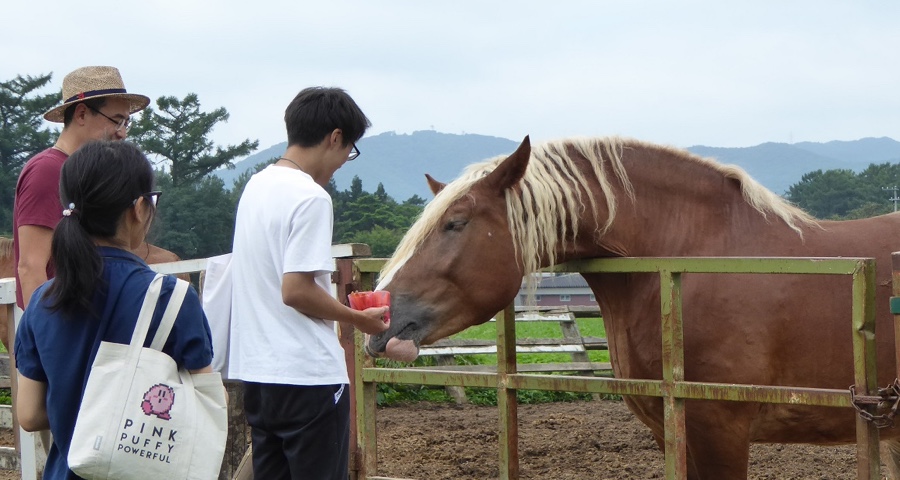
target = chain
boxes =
[850,379,900,429]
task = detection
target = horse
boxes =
[0,236,186,352]
[366,136,900,479]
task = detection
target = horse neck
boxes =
[559,148,805,260]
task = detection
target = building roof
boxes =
[528,273,589,289]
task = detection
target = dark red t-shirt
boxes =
[13,148,67,308]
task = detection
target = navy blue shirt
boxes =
[14,247,214,480]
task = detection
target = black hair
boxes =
[284,87,371,148]
[62,97,108,127]
[45,141,156,314]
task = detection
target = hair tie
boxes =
[62,203,77,217]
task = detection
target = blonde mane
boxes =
[379,137,816,292]
[0,237,12,262]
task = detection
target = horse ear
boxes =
[483,136,530,192]
[425,174,446,196]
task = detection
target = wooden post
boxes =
[331,244,372,480]
[557,310,593,377]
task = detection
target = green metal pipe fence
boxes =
[340,256,885,480]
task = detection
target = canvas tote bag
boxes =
[68,274,228,479]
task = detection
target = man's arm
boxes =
[282,271,389,335]
[17,225,53,309]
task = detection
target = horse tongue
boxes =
[384,337,419,363]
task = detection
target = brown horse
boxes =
[367,136,900,479]
[0,236,185,352]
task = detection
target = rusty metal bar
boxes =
[496,303,519,479]
[851,259,880,479]
[660,270,687,479]
[360,349,379,478]
[506,375,852,406]
[362,368,498,387]
[551,256,866,275]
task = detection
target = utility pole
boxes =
[883,186,899,212]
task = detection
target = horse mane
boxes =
[380,137,816,291]
[0,237,12,263]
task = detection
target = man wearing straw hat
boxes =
[14,66,150,310]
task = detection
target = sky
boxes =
[3,1,898,153]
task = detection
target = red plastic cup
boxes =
[348,290,391,323]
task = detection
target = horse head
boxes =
[366,137,533,360]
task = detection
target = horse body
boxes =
[369,136,900,479]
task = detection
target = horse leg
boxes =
[882,438,900,480]
[623,396,754,478]
[682,401,754,480]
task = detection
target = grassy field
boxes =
[375,317,613,405]
[448,317,609,364]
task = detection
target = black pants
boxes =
[243,382,350,480]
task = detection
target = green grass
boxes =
[448,317,610,364]
[375,317,613,406]
[0,344,7,405]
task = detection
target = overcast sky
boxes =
[3,1,898,153]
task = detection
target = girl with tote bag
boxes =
[14,141,226,479]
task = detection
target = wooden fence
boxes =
[345,256,889,480]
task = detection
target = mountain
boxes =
[214,133,900,200]
[688,137,900,195]
[685,143,847,195]
[214,130,520,202]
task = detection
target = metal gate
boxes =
[338,255,894,480]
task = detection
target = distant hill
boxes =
[215,130,520,202]
[688,137,900,194]
[214,133,900,200]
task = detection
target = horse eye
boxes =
[444,220,468,232]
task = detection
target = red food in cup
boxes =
[348,290,391,323]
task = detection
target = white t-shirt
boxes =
[227,164,348,385]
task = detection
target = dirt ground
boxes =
[0,400,888,479]
[0,428,17,480]
[375,399,888,480]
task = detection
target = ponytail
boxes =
[46,209,104,313]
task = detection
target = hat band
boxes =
[63,88,129,104]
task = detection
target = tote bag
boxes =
[68,274,228,479]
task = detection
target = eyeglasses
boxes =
[85,104,131,132]
[347,143,360,161]
[133,191,162,207]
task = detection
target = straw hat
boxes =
[43,66,150,123]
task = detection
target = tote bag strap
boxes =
[128,274,166,348]
[149,278,189,351]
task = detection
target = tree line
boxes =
[1,72,424,261]
[784,163,900,219]
[3,72,898,261]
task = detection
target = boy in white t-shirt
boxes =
[229,87,389,479]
